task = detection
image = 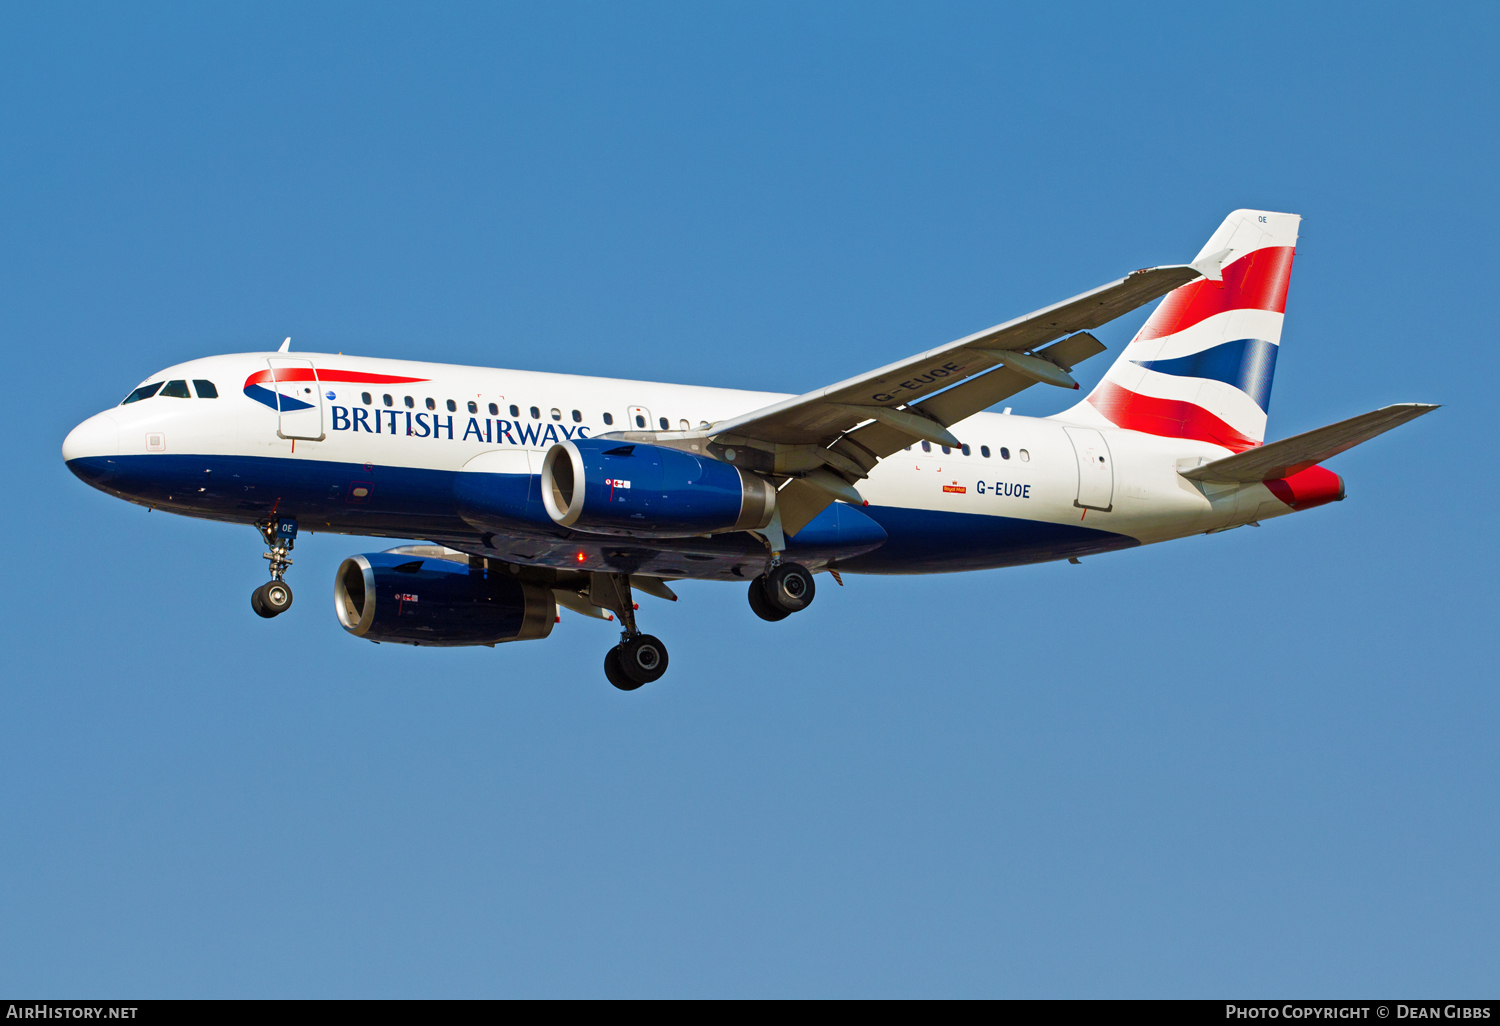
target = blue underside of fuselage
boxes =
[843,504,1138,573]
[66,453,1139,577]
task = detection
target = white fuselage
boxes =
[62,350,1307,579]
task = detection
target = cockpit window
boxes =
[160,380,191,398]
[193,380,218,398]
[122,382,163,404]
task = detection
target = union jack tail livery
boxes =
[1079,209,1300,452]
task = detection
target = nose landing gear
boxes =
[251,517,298,619]
[592,573,670,690]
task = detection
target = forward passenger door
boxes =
[265,358,325,441]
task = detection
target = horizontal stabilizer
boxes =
[1181,403,1439,482]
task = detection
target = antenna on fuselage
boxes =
[278,337,291,352]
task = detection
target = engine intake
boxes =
[334,552,555,646]
[541,439,776,537]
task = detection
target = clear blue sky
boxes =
[2,2,1496,998]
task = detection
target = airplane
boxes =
[61,209,1437,690]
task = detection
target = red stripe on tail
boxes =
[1137,246,1295,341]
[1087,380,1261,452]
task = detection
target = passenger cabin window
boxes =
[572,410,581,423]
[383,394,393,406]
[961,444,971,456]
[699,421,710,430]
[921,441,931,453]
[122,382,163,404]
[509,405,519,417]
[634,414,646,428]
[658,417,669,430]
[529,406,540,420]
[680,419,690,431]
[940,445,950,455]
[1000,447,1010,460]
[1019,449,1029,462]
[980,445,990,458]
[467,401,477,413]
[404,396,414,408]
[446,399,457,412]
[361,392,372,405]
[550,408,561,421]
[160,380,191,398]
[193,380,219,399]
[488,403,498,415]
[603,412,614,425]
[425,397,436,410]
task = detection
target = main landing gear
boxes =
[251,517,298,619]
[595,573,669,691]
[747,561,816,622]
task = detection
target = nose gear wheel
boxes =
[251,518,298,619]
[251,580,294,618]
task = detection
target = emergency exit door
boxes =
[265,358,325,441]
[1063,426,1113,511]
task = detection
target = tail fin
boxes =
[1073,209,1300,452]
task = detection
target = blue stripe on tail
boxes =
[1132,337,1279,412]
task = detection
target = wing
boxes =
[711,265,1197,448]
[595,262,1209,533]
[700,264,1203,531]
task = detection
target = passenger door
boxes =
[265,358,325,440]
[626,405,653,431]
[1063,425,1113,511]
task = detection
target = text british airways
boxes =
[330,407,591,445]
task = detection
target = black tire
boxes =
[618,634,669,684]
[260,580,293,617]
[765,562,815,614]
[604,647,643,691]
[251,585,276,619]
[748,575,790,622]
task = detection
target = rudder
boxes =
[1075,209,1301,452]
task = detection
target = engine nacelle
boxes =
[334,552,555,646]
[540,439,776,537]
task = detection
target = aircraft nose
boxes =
[63,412,120,486]
[63,412,120,461]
